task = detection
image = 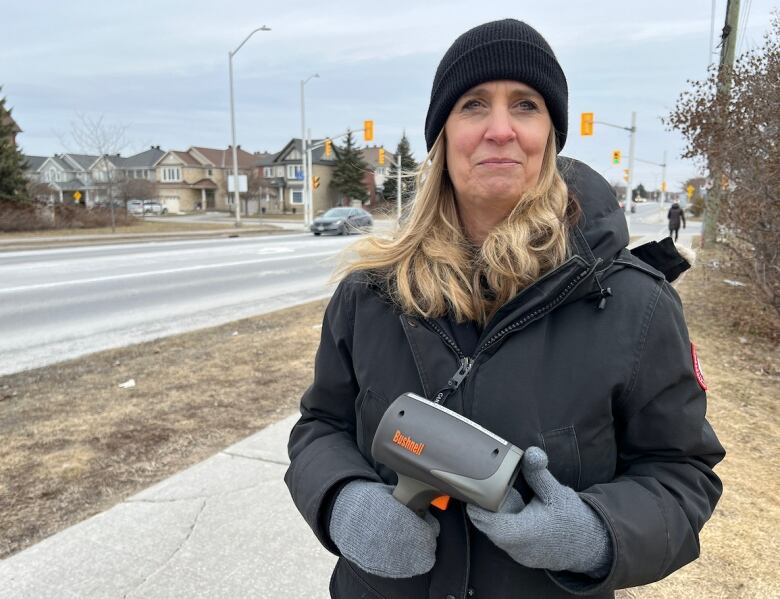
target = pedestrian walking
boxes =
[286,19,724,599]
[668,201,686,241]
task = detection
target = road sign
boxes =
[73,191,82,202]
[228,174,248,192]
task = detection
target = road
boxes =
[0,233,356,376]
[0,204,694,377]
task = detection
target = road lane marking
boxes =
[0,250,338,295]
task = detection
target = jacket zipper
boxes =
[472,265,593,361]
[422,264,594,405]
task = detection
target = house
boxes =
[262,138,347,216]
[23,147,165,206]
[153,145,255,214]
[360,145,396,207]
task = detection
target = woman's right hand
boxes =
[329,480,440,578]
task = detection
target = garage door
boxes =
[160,196,180,214]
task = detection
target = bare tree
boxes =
[666,15,780,317]
[67,113,129,233]
[116,177,157,212]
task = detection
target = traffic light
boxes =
[580,112,594,136]
[612,150,621,165]
[623,169,630,182]
[312,175,320,190]
[687,185,695,199]
[661,181,667,192]
[378,147,385,165]
[364,120,374,141]
[324,138,332,158]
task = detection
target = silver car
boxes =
[311,207,373,236]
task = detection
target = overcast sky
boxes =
[3,0,776,190]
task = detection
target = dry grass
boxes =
[0,299,327,558]
[1,243,778,597]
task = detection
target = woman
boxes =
[285,19,724,598]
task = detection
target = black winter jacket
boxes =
[668,204,686,229]
[285,158,724,598]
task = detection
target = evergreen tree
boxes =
[0,89,30,204]
[382,132,417,204]
[330,130,369,205]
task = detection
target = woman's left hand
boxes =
[467,447,613,577]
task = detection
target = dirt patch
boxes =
[1,244,778,597]
[0,299,328,559]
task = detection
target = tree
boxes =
[0,89,30,204]
[116,177,157,208]
[382,132,418,206]
[330,130,369,206]
[682,177,707,217]
[632,183,648,200]
[67,113,129,232]
[666,15,780,317]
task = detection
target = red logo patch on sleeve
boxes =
[691,342,708,391]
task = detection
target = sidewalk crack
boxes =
[123,498,207,598]
[220,450,289,466]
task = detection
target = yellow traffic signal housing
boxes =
[623,169,630,182]
[612,150,621,164]
[580,112,594,136]
[324,139,332,157]
[378,147,385,165]
[312,175,320,190]
[364,120,374,141]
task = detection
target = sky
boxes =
[2,0,776,191]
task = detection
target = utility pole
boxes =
[704,0,740,246]
[307,128,313,222]
[623,112,637,235]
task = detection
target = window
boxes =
[162,167,181,182]
[263,167,273,177]
[287,165,303,180]
[376,167,386,176]
[275,166,284,177]
[207,169,213,176]
[291,190,303,204]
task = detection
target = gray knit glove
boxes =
[467,447,612,577]
[329,480,440,578]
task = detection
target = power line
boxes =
[737,0,753,55]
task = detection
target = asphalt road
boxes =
[0,233,356,376]
[0,204,692,377]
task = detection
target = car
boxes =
[310,207,373,236]
[127,200,144,215]
[142,201,167,215]
[127,200,167,215]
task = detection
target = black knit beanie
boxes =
[424,19,568,152]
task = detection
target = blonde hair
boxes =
[337,127,573,325]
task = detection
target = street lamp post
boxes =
[300,74,318,227]
[228,25,271,228]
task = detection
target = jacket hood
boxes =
[558,156,629,265]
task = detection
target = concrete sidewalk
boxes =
[0,414,336,598]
